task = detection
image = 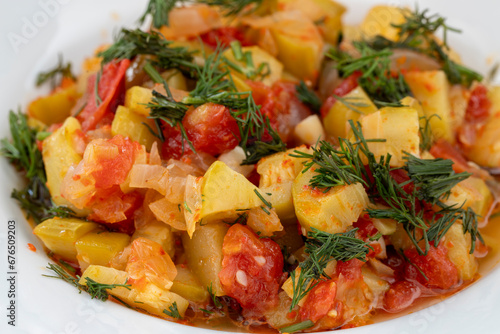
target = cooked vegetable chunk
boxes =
[75,231,130,271]
[293,167,369,234]
[182,222,229,296]
[33,218,99,262]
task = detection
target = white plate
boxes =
[0,1,499,333]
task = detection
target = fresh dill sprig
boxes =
[1,110,75,224]
[163,302,182,319]
[331,94,370,114]
[224,41,271,81]
[139,0,185,28]
[418,114,438,151]
[327,42,412,107]
[36,54,75,89]
[198,0,263,16]
[404,154,471,204]
[290,139,371,191]
[289,228,371,309]
[146,45,286,164]
[44,263,131,301]
[98,28,197,78]
[279,320,315,333]
[296,81,321,114]
[207,283,223,308]
[368,7,483,87]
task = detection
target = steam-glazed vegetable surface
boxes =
[2,1,500,333]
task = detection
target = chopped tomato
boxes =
[248,80,312,143]
[160,123,193,160]
[219,224,284,314]
[299,280,337,322]
[465,84,491,123]
[91,135,142,189]
[353,215,378,240]
[404,244,459,290]
[77,59,130,131]
[337,258,364,281]
[199,27,252,49]
[183,103,240,156]
[383,280,421,313]
[90,188,142,234]
[320,71,362,118]
[430,139,488,179]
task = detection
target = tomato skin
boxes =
[383,280,421,313]
[320,71,362,118]
[91,135,142,189]
[77,59,130,132]
[248,80,312,143]
[337,259,364,281]
[299,280,337,322]
[183,103,240,156]
[404,244,459,290]
[219,224,284,313]
[199,27,252,49]
[160,124,193,160]
[465,84,491,123]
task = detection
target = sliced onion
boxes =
[246,207,284,237]
[390,49,441,72]
[149,197,187,231]
[129,164,170,195]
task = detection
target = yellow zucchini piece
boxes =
[361,6,407,41]
[111,106,159,151]
[42,117,88,215]
[28,85,80,125]
[270,13,324,82]
[355,107,420,167]
[170,265,209,303]
[293,167,369,234]
[132,220,175,258]
[465,115,500,168]
[278,0,346,45]
[124,86,153,117]
[362,267,390,298]
[181,222,229,296]
[75,231,130,272]
[294,114,325,145]
[443,177,493,221]
[323,86,377,140]
[257,147,311,222]
[443,224,478,280]
[200,161,264,222]
[405,70,454,143]
[80,265,189,317]
[33,218,99,262]
[222,46,283,86]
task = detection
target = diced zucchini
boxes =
[131,220,175,258]
[372,217,397,235]
[75,231,130,271]
[278,0,346,45]
[465,113,500,168]
[293,167,369,234]
[170,265,209,303]
[181,222,229,296]
[323,86,377,140]
[361,6,407,41]
[80,265,189,317]
[33,218,100,262]
[222,46,283,86]
[405,70,454,143]
[270,13,324,82]
[42,117,88,215]
[442,224,478,280]
[257,146,311,222]
[111,106,159,151]
[200,161,264,222]
[294,114,325,145]
[355,106,420,167]
[124,86,153,117]
[443,176,493,221]
[28,84,80,125]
